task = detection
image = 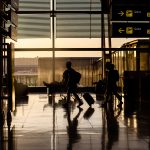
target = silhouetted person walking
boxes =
[62,61,83,107]
[102,63,122,107]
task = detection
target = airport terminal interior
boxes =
[1,0,150,149]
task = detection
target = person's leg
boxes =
[67,89,71,104]
[106,90,113,103]
[112,85,122,106]
[101,86,113,107]
[73,92,83,107]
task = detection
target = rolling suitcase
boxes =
[83,92,95,106]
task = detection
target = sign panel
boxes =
[112,7,150,21]
[1,0,19,11]
[11,0,19,11]
[112,0,150,21]
[112,23,150,37]
[6,0,19,11]
[9,10,18,26]
[112,0,150,6]
[9,26,17,41]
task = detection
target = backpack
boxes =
[72,70,81,84]
[113,70,119,81]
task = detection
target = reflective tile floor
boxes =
[1,93,150,150]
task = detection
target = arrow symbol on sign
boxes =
[118,28,125,33]
[118,11,124,16]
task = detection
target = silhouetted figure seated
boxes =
[102,63,122,107]
[62,61,83,107]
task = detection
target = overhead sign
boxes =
[9,26,17,41]
[8,9,18,26]
[11,0,19,11]
[1,0,19,11]
[112,0,150,6]
[112,23,150,37]
[6,0,19,11]
[112,0,150,21]
[112,7,150,21]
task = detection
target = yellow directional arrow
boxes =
[118,11,124,16]
[118,28,125,33]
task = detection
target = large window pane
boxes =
[14,52,99,87]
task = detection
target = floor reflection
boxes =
[0,125,15,150]
[63,103,83,150]
[104,102,122,150]
[1,93,150,150]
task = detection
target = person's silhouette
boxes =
[62,61,83,107]
[102,63,122,107]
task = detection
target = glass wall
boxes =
[10,0,107,87]
[14,55,99,86]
